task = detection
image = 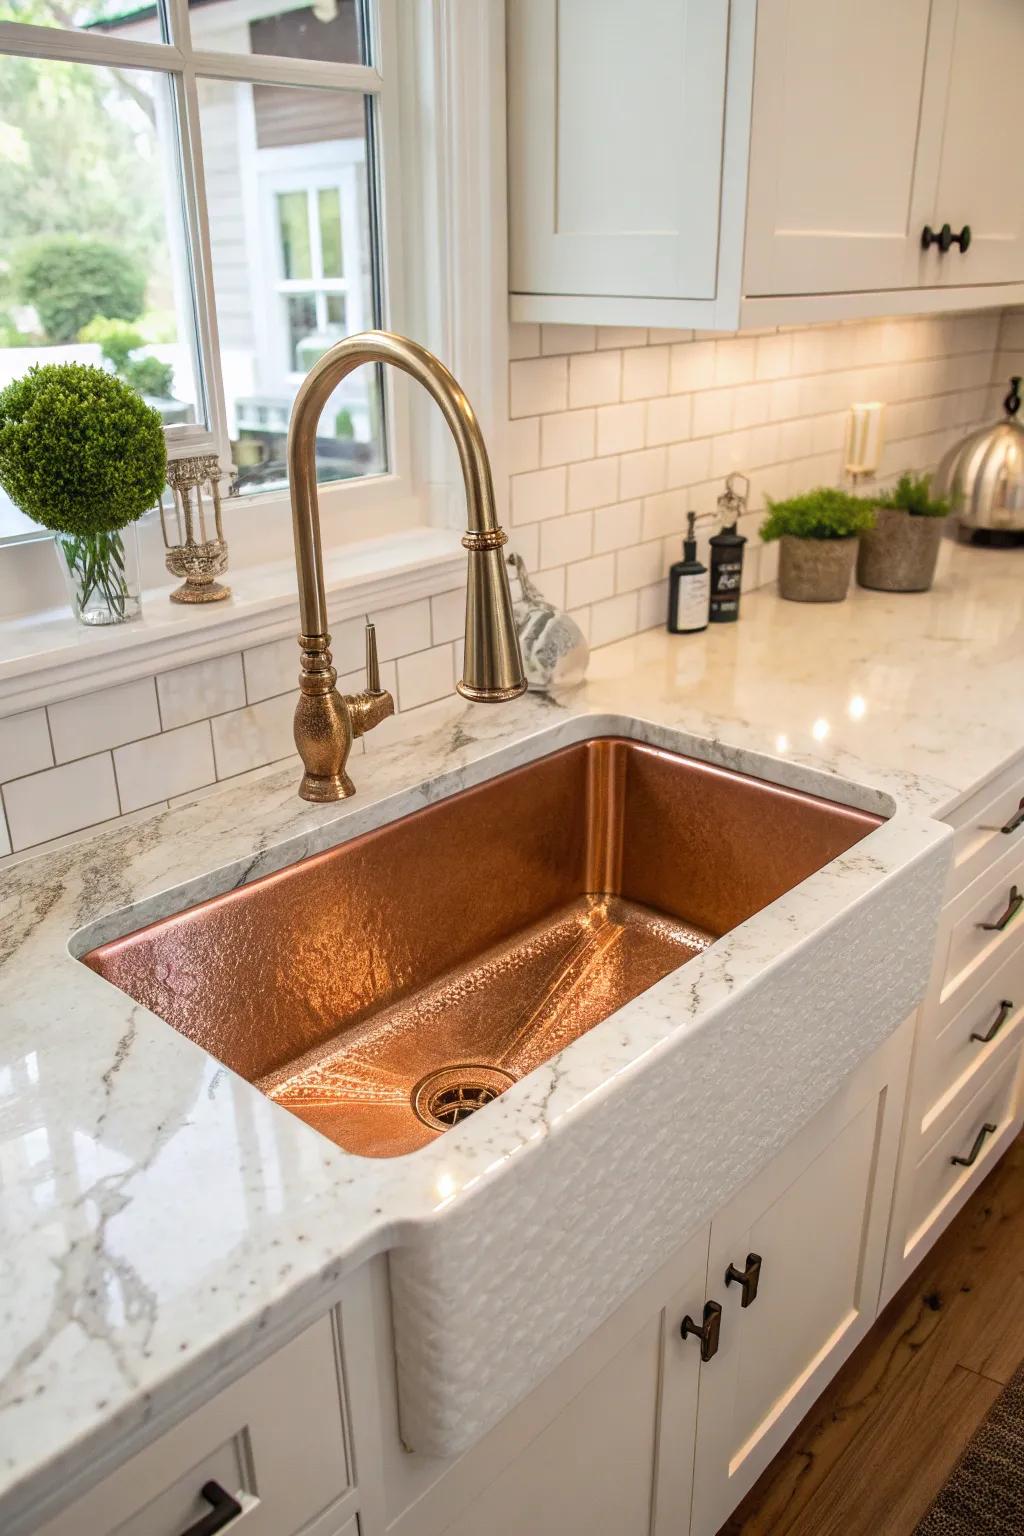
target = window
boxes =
[0,0,389,539]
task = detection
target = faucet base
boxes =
[456,679,529,704]
[299,770,357,803]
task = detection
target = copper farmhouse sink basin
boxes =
[83,738,880,1158]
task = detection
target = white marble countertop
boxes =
[0,539,1020,1528]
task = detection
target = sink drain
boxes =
[412,1065,516,1131]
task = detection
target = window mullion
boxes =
[173,61,232,464]
[0,20,183,71]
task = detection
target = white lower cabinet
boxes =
[350,1020,913,1536]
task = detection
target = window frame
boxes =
[0,0,416,551]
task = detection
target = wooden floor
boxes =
[720,1132,1024,1536]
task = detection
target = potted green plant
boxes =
[0,363,166,626]
[856,471,949,593]
[760,488,875,603]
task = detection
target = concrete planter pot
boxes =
[856,507,944,592]
[777,535,857,603]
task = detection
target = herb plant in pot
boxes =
[761,488,875,603]
[0,363,166,626]
[856,472,949,593]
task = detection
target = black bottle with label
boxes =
[667,511,709,634]
[708,473,749,623]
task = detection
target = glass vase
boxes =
[55,526,142,627]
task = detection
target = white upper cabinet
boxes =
[911,0,1024,288]
[743,0,934,297]
[507,0,1024,328]
[508,0,730,303]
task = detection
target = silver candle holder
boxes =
[159,454,231,604]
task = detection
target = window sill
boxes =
[0,525,465,718]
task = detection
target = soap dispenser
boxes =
[667,511,709,634]
[709,472,749,623]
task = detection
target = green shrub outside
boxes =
[14,237,146,344]
[79,316,175,400]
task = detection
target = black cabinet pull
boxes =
[180,1482,242,1536]
[681,1299,722,1362]
[1001,798,1024,835]
[951,1122,997,1168]
[978,885,1023,932]
[725,1252,763,1308]
[922,222,971,253]
[971,1000,1014,1044]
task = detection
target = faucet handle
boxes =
[365,618,383,694]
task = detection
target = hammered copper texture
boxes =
[83,738,880,1157]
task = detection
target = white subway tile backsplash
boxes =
[616,540,665,593]
[541,324,595,355]
[568,350,622,409]
[597,326,647,350]
[115,721,216,813]
[755,333,794,380]
[373,600,432,662]
[540,408,596,466]
[211,693,294,780]
[646,394,692,446]
[641,490,687,543]
[430,586,467,646]
[508,415,541,474]
[0,710,52,782]
[157,654,245,729]
[596,401,646,456]
[509,323,541,360]
[510,356,567,417]
[397,644,454,712]
[670,339,715,393]
[622,345,670,401]
[566,553,616,608]
[715,337,757,386]
[4,752,120,851]
[535,566,567,609]
[567,456,619,512]
[511,466,568,524]
[589,591,639,647]
[593,500,643,554]
[541,510,593,568]
[0,803,10,857]
[666,437,713,489]
[619,447,668,500]
[692,390,733,438]
[49,679,159,764]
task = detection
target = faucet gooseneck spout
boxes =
[286,331,526,802]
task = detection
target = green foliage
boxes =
[0,363,166,536]
[877,471,949,518]
[79,315,175,400]
[333,407,355,439]
[760,487,876,542]
[14,237,145,343]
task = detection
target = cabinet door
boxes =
[434,1256,708,1536]
[508,0,729,301]
[688,1023,912,1536]
[744,0,934,295]
[911,0,1024,286]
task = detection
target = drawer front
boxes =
[936,842,1024,1029]
[923,944,1024,1131]
[945,758,1024,897]
[37,1315,350,1536]
[908,1049,1022,1250]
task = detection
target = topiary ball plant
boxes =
[760,487,876,542]
[0,363,166,621]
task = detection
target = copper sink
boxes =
[82,738,880,1158]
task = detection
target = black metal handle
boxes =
[681,1299,722,1362]
[725,1252,762,1308]
[1001,798,1024,835]
[978,885,1023,932]
[1005,378,1022,419]
[951,1122,997,1168]
[971,1000,1014,1044]
[922,222,971,253]
[180,1483,242,1536]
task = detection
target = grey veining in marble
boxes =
[0,540,1021,1528]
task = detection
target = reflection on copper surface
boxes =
[83,739,881,1157]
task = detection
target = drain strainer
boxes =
[412,1065,516,1131]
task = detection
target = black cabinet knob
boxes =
[922,223,971,253]
[725,1252,763,1308]
[680,1299,722,1362]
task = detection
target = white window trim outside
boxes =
[0,0,510,696]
